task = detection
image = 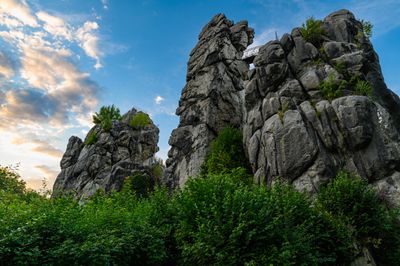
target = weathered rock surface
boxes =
[52,108,159,200]
[164,10,400,207]
[163,14,254,188]
[243,9,400,206]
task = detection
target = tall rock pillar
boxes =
[164,14,254,188]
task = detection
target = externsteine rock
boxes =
[243,9,400,207]
[164,10,400,208]
[163,14,254,188]
[52,108,159,200]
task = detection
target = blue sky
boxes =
[0,0,399,190]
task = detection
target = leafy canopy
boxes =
[0,164,399,265]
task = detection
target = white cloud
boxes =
[154,95,165,105]
[0,0,103,190]
[36,11,73,41]
[76,21,102,69]
[0,0,38,27]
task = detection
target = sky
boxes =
[0,0,399,191]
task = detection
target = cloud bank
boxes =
[0,0,104,189]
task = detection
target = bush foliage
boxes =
[0,165,399,265]
[92,105,122,132]
[129,112,152,129]
[300,17,324,46]
[204,127,250,175]
[319,73,347,101]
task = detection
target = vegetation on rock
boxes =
[299,17,324,46]
[355,79,372,97]
[129,112,152,129]
[83,131,97,146]
[361,20,373,38]
[319,73,346,101]
[92,105,122,132]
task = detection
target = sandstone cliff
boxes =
[165,10,400,207]
[163,14,254,188]
[52,108,159,200]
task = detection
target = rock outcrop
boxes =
[52,108,159,200]
[163,14,254,188]
[243,9,400,206]
[164,10,400,207]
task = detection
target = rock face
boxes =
[52,108,159,200]
[243,9,400,206]
[165,10,400,206]
[163,14,254,188]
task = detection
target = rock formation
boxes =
[243,9,400,206]
[164,10,400,207]
[52,108,159,200]
[163,14,254,188]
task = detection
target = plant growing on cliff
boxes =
[319,73,347,101]
[361,20,373,38]
[300,17,324,46]
[93,105,122,132]
[129,112,152,129]
[355,79,372,97]
[278,102,290,122]
[84,132,97,145]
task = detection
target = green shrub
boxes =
[1,165,399,265]
[0,165,25,194]
[204,127,250,175]
[319,73,347,101]
[152,163,164,181]
[93,105,122,132]
[84,131,97,146]
[123,173,153,198]
[355,79,372,97]
[129,112,152,128]
[316,171,400,265]
[300,17,324,46]
[361,20,373,38]
[174,172,354,265]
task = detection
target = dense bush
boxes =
[93,105,122,132]
[0,166,399,265]
[0,166,25,194]
[129,112,152,129]
[300,17,324,46]
[316,171,400,265]
[174,170,354,265]
[204,127,250,175]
